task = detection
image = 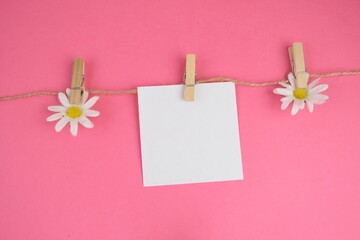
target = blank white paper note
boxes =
[137,82,243,187]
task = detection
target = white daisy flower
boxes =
[47,89,100,136]
[273,73,329,115]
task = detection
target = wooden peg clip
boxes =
[184,54,196,101]
[288,42,309,88]
[69,58,85,105]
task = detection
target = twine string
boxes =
[1,71,359,101]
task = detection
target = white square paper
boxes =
[137,82,243,187]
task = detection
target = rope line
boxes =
[1,71,359,101]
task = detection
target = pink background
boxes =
[1,0,360,239]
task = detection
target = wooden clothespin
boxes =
[69,58,85,105]
[184,54,196,101]
[288,42,309,88]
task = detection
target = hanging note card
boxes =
[137,82,243,187]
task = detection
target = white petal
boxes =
[280,96,294,102]
[84,109,100,117]
[58,92,70,107]
[287,72,296,87]
[299,100,305,110]
[309,84,328,94]
[55,117,70,132]
[81,91,89,104]
[83,96,99,109]
[291,100,301,115]
[70,120,78,136]
[306,101,314,112]
[280,96,293,110]
[307,78,320,90]
[273,88,293,96]
[312,99,326,105]
[281,100,292,110]
[279,82,294,90]
[78,116,94,128]
[48,106,66,112]
[66,88,71,97]
[310,94,329,101]
[47,113,64,122]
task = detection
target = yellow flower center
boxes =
[293,88,308,99]
[67,106,82,119]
